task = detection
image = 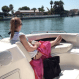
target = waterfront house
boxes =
[68,9,79,16]
[14,10,43,16]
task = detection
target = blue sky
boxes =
[0,0,79,12]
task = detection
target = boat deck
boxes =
[0,33,79,79]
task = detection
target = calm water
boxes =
[0,16,79,38]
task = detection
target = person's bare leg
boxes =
[33,35,62,59]
[54,35,62,45]
[50,35,62,47]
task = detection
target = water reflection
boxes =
[0,16,79,38]
[0,21,10,37]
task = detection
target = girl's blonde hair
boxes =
[10,17,21,39]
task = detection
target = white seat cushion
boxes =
[51,43,73,53]
[59,69,79,79]
[16,42,31,62]
[70,48,79,54]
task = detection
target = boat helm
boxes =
[0,50,12,66]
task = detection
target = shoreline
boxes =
[0,15,60,21]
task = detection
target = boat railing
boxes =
[31,31,66,34]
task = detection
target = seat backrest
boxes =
[26,33,78,42]
[16,42,32,62]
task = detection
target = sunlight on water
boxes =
[0,16,79,38]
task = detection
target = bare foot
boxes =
[54,35,62,45]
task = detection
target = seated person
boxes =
[9,17,62,79]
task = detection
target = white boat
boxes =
[0,33,79,79]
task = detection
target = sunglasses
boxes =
[20,23,23,25]
[15,20,23,25]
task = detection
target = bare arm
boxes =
[19,35,38,52]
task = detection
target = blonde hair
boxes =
[10,17,21,39]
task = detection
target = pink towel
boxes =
[30,58,43,79]
[30,41,51,79]
[38,41,52,60]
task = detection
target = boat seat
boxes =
[16,42,73,62]
[51,43,73,54]
[7,45,35,79]
[16,41,32,62]
[70,48,79,54]
[0,37,10,43]
[59,69,79,79]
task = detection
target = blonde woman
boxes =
[9,17,62,79]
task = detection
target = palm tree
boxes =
[41,5,44,13]
[33,8,36,15]
[46,7,50,11]
[9,4,14,15]
[31,8,36,15]
[38,8,41,15]
[50,0,53,14]
[59,0,64,15]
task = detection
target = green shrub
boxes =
[0,17,3,19]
